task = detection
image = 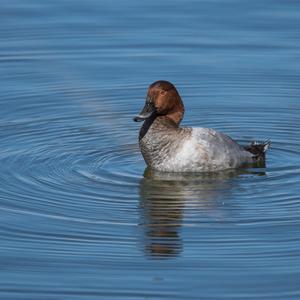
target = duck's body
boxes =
[134,81,270,172]
[139,117,254,172]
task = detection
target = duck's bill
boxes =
[133,102,156,122]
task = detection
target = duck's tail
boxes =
[244,140,271,161]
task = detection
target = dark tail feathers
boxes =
[244,140,271,160]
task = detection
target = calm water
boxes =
[1,0,300,299]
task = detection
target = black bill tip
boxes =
[133,101,156,122]
[133,115,146,122]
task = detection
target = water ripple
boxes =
[1,0,300,298]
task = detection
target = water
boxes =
[1,0,300,299]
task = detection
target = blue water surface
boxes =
[1,0,300,299]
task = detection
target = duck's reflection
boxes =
[139,167,265,259]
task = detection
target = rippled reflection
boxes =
[139,167,266,258]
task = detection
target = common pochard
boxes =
[134,80,270,172]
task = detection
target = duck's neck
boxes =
[165,108,184,126]
[139,115,179,141]
[138,115,190,169]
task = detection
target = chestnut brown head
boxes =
[133,80,184,125]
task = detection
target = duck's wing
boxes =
[191,128,253,167]
[192,127,245,152]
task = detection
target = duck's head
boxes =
[133,80,184,126]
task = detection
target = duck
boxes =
[133,80,270,172]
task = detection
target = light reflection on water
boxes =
[139,168,266,258]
